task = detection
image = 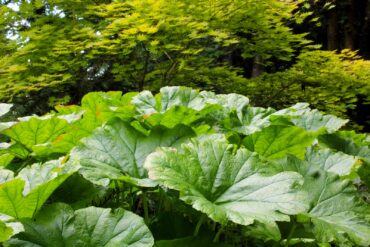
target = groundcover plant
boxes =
[0,87,369,246]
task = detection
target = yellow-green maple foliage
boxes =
[0,0,308,106]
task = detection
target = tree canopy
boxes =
[0,0,370,130]
[0,0,308,106]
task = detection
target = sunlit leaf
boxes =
[145,135,307,226]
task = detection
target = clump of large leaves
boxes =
[0,87,351,164]
[1,86,369,246]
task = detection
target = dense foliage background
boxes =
[0,0,369,130]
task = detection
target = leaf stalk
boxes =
[193,215,206,237]
[142,190,149,225]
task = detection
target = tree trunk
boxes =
[327,4,339,50]
[251,55,264,78]
[360,0,370,57]
[344,0,356,50]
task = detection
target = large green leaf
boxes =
[131,87,251,129]
[220,106,275,135]
[140,105,218,130]
[305,147,359,177]
[132,88,264,138]
[0,143,15,167]
[0,103,13,117]
[131,87,221,128]
[0,160,72,218]
[5,143,29,159]
[132,87,204,115]
[0,122,16,133]
[0,103,16,132]
[270,155,370,246]
[306,172,370,246]
[0,153,14,168]
[243,125,314,160]
[319,131,370,163]
[4,107,86,159]
[79,91,136,131]
[6,203,75,246]
[159,86,204,111]
[2,116,69,151]
[145,135,307,226]
[0,142,28,162]
[69,118,196,187]
[196,91,251,126]
[7,203,154,247]
[272,103,348,133]
[31,92,137,157]
[131,90,159,117]
[176,89,252,130]
[319,131,370,186]
[0,214,24,242]
[72,206,154,247]
[207,92,250,122]
[38,110,86,153]
[0,169,14,183]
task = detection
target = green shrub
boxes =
[232,50,370,130]
[0,0,308,105]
